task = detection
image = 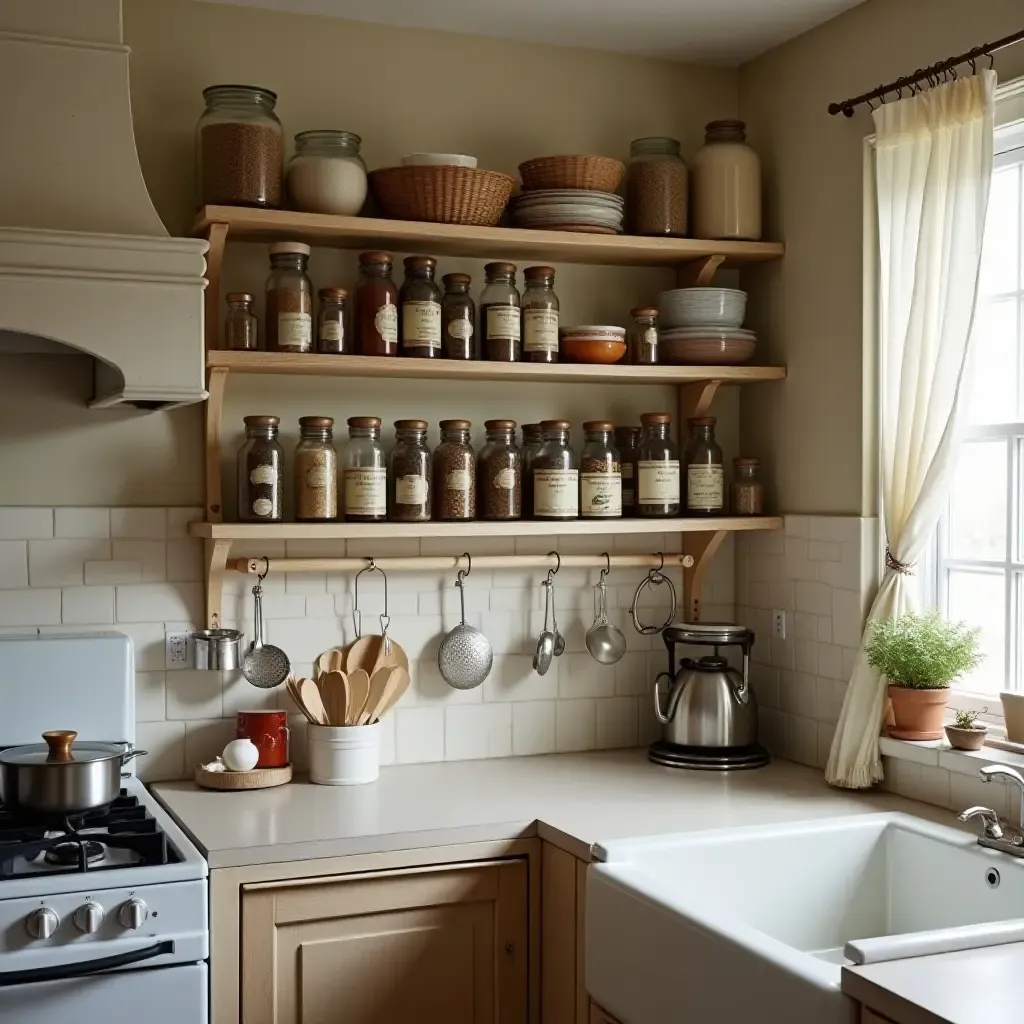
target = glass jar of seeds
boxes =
[628,307,659,364]
[478,420,521,520]
[294,416,338,521]
[522,266,559,364]
[317,287,348,354]
[615,425,641,517]
[626,136,688,237]
[686,416,724,516]
[344,416,387,522]
[237,415,283,522]
[637,412,680,517]
[533,420,578,521]
[732,457,764,516]
[580,421,621,519]
[400,256,442,358]
[224,292,258,351]
[266,242,313,352]
[441,274,476,360]
[433,420,476,521]
[480,263,521,362]
[521,423,544,516]
[389,419,431,522]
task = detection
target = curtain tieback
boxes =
[885,547,916,575]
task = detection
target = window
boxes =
[931,87,1024,702]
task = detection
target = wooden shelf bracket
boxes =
[681,530,727,622]
[204,539,232,628]
[205,366,228,524]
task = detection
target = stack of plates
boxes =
[511,190,624,234]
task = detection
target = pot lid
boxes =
[665,622,753,646]
[0,731,124,766]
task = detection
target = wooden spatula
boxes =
[345,668,371,726]
[360,666,395,725]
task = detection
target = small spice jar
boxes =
[344,416,387,522]
[637,412,680,518]
[522,266,559,364]
[433,420,476,521]
[286,130,367,216]
[266,242,313,352]
[732,457,764,516]
[533,420,578,521]
[480,263,521,362]
[580,421,621,519]
[237,415,283,522]
[197,84,283,208]
[353,251,398,357]
[400,256,442,358]
[625,137,688,237]
[441,273,476,360]
[389,419,431,522]
[317,287,348,354]
[686,416,724,516]
[224,292,258,351]
[521,423,544,517]
[691,120,762,241]
[628,308,658,365]
[478,420,522,520]
[294,416,338,522]
[614,425,641,517]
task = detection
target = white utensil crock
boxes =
[308,722,380,785]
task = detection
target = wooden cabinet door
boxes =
[241,859,528,1024]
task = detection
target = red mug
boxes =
[236,710,289,768]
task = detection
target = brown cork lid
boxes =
[226,292,254,303]
[484,261,517,276]
[347,416,382,429]
[734,457,761,466]
[403,255,436,271]
[359,250,393,265]
[318,286,348,300]
[243,415,280,427]
[524,265,555,279]
[688,416,717,427]
[630,307,658,318]
[614,425,641,436]
[640,412,672,424]
[522,423,543,434]
[299,416,334,429]
[485,419,517,430]
[394,419,428,430]
[268,241,311,256]
[440,419,472,430]
[442,273,471,287]
[583,420,614,432]
[541,419,571,431]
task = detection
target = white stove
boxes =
[0,633,208,1023]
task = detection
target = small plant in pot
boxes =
[945,707,989,751]
[865,611,983,741]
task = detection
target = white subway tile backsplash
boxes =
[556,698,597,752]
[0,541,28,589]
[395,707,445,763]
[115,583,202,624]
[613,651,649,696]
[166,669,224,721]
[184,719,236,772]
[166,540,204,583]
[135,671,167,722]
[135,721,186,782]
[482,654,555,703]
[62,585,114,625]
[84,560,142,585]
[512,701,557,755]
[0,508,53,540]
[559,654,615,699]
[0,588,61,626]
[166,507,204,540]
[415,660,484,705]
[817,643,844,681]
[596,697,638,749]
[794,579,831,614]
[29,539,111,586]
[55,508,109,539]
[808,540,841,562]
[111,508,167,540]
[445,704,512,760]
[112,540,166,582]
[832,590,863,648]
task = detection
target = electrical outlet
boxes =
[165,631,190,670]
[772,609,787,640]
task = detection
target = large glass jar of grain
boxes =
[294,417,338,522]
[636,412,680,517]
[344,417,387,522]
[532,420,578,521]
[626,137,688,237]
[265,242,313,352]
[477,420,522,520]
[389,419,431,522]
[197,85,283,208]
[433,420,476,521]
[237,415,283,522]
[691,120,762,241]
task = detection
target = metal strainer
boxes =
[438,554,493,690]
[241,560,291,689]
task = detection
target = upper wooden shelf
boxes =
[194,206,785,268]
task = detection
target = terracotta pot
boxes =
[1000,692,1024,743]
[886,685,949,740]
[944,724,987,751]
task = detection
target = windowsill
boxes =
[879,735,1024,776]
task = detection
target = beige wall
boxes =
[738,0,1024,516]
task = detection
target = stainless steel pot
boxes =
[0,730,145,819]
[191,627,243,670]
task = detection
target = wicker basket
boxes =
[369,165,514,226]
[519,155,625,193]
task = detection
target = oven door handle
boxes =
[0,940,174,987]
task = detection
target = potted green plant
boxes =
[945,707,988,751]
[865,611,983,741]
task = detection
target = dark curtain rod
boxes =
[828,27,1024,116]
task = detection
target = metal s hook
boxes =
[353,559,389,640]
[546,551,561,582]
[257,556,270,583]
[457,552,472,584]
[655,552,665,574]
[600,552,611,582]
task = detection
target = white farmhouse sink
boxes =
[586,813,1024,1024]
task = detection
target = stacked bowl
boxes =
[656,287,755,365]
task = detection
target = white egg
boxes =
[222,738,259,772]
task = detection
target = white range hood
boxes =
[0,0,208,410]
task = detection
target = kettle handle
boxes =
[653,671,683,725]
[735,650,751,705]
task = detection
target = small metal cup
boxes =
[191,628,244,670]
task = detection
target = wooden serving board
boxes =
[194,763,292,790]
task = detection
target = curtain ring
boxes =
[988,51,995,70]
[257,556,270,583]
[950,64,958,80]
[628,572,678,636]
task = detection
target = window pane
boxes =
[947,440,1007,560]
[978,164,1020,296]
[948,569,1005,694]
[966,298,1018,424]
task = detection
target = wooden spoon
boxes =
[360,666,395,725]
[370,636,410,678]
[315,646,349,681]
[319,671,350,727]
[298,677,329,726]
[346,635,381,677]
[287,677,317,724]
[345,668,371,726]
[365,666,409,724]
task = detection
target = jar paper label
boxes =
[447,469,471,491]
[534,469,579,516]
[320,320,343,343]
[344,467,387,515]
[402,301,442,347]
[277,312,312,350]
[581,472,621,518]
[375,303,398,344]
[524,309,559,353]
[486,305,521,340]
[252,498,274,517]
[448,319,473,340]
[396,474,428,505]
[687,465,724,511]
[305,466,331,488]
[250,465,277,486]
[494,468,517,490]
[637,460,680,504]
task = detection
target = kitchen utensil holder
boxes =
[308,722,381,785]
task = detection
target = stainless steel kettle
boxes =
[654,623,758,748]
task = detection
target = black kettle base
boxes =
[648,740,770,771]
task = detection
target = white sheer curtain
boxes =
[826,71,996,789]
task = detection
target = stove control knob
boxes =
[117,898,148,930]
[73,901,104,934]
[26,907,60,940]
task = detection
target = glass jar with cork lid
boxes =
[480,263,521,362]
[400,256,442,358]
[344,416,387,522]
[265,241,312,352]
[441,274,476,360]
[522,266,559,364]
[294,417,338,522]
[433,420,476,521]
[636,412,679,517]
[224,292,258,351]
[685,416,724,516]
[580,421,621,519]
[731,457,764,515]
[478,420,522,520]
[627,308,659,364]
[389,419,431,522]
[237,415,283,523]
[533,420,578,521]
[353,251,398,356]
[316,287,348,354]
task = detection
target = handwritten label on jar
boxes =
[447,469,472,491]
[637,460,680,504]
[396,474,428,505]
[344,467,387,516]
[687,465,724,511]
[402,301,442,348]
[252,498,274,518]
[305,466,331,488]
[581,472,621,518]
[375,303,398,344]
[534,469,580,517]
[486,305,521,340]
[524,310,559,353]
[320,320,343,342]
[494,468,517,490]
[448,319,473,340]
[250,465,277,486]
[277,312,312,351]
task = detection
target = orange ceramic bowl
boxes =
[560,337,627,364]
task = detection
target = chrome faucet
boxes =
[979,764,1024,830]
[957,763,1024,858]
